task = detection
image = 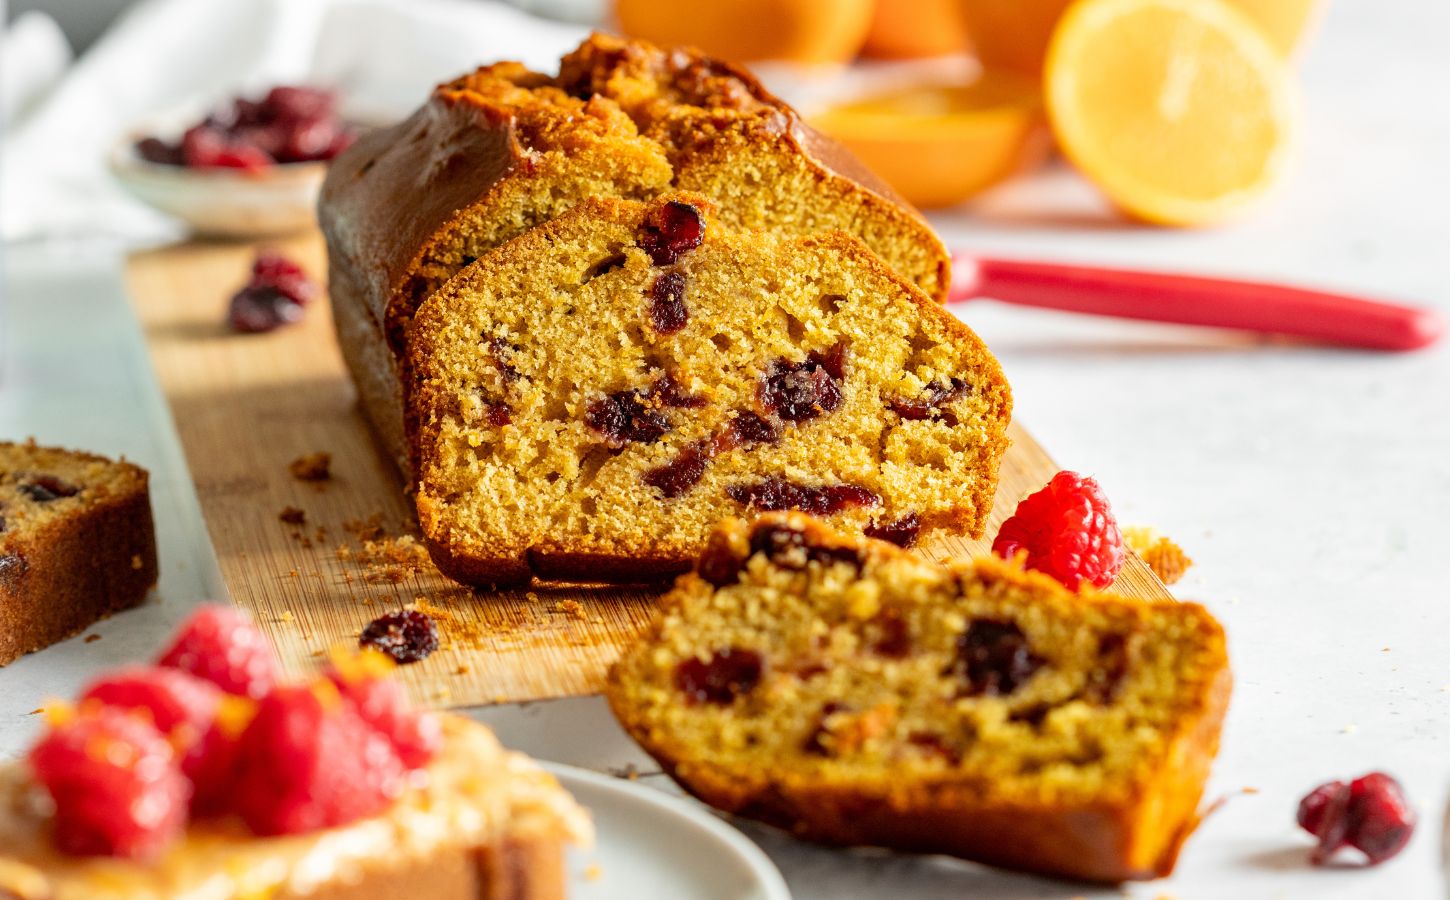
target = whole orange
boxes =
[613,0,874,65]
[862,0,972,59]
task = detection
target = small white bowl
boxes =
[108,131,328,239]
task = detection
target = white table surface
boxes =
[2,2,1448,897]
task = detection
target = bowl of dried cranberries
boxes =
[109,86,360,238]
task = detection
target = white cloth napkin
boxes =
[1,0,589,243]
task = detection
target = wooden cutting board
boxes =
[126,232,1172,708]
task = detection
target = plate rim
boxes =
[541,761,793,900]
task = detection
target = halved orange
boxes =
[811,73,1050,208]
[1045,0,1297,226]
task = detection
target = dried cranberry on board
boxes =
[226,251,318,334]
[359,609,440,664]
[1298,772,1415,866]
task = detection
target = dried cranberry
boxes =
[675,648,763,704]
[727,477,880,516]
[907,732,961,764]
[264,86,335,122]
[649,374,705,408]
[697,531,745,587]
[802,702,847,755]
[889,379,971,425]
[865,514,921,548]
[486,401,512,427]
[135,137,184,165]
[648,271,689,335]
[951,620,1043,697]
[586,390,671,447]
[746,521,862,571]
[19,475,80,502]
[638,201,705,265]
[359,610,440,664]
[722,411,779,448]
[250,252,316,307]
[759,346,847,423]
[228,285,305,333]
[871,608,912,657]
[1087,633,1132,703]
[644,442,710,498]
[1299,772,1415,866]
[488,338,521,382]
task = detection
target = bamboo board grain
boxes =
[126,232,1172,709]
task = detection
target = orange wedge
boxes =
[811,74,1050,208]
[1045,0,1297,226]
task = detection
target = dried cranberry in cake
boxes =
[696,529,747,587]
[231,681,407,836]
[728,477,881,516]
[638,200,705,265]
[647,270,689,334]
[158,605,280,699]
[29,707,189,859]
[487,337,521,382]
[952,619,1044,697]
[759,345,848,423]
[17,475,80,502]
[644,441,711,498]
[1298,772,1415,866]
[865,513,921,548]
[79,666,242,815]
[328,650,442,769]
[889,378,971,424]
[649,373,706,408]
[586,388,672,447]
[1086,632,1134,703]
[993,471,1125,590]
[871,607,912,658]
[721,410,780,448]
[802,702,848,755]
[675,648,763,705]
[486,400,513,427]
[359,609,440,664]
[747,520,862,570]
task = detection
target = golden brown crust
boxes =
[607,513,1231,883]
[406,196,1009,587]
[0,445,157,666]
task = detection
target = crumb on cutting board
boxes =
[289,452,332,482]
[1123,526,1193,585]
[279,505,306,525]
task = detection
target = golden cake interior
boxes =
[608,515,1229,808]
[409,196,1009,577]
[0,443,146,538]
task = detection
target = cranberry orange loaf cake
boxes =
[320,33,949,471]
[0,607,589,900]
[0,441,157,666]
[407,194,1009,586]
[607,514,1232,883]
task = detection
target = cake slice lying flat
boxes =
[407,195,1010,585]
[607,513,1232,883]
[0,441,157,665]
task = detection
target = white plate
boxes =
[545,763,792,900]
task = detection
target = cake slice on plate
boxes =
[0,441,157,666]
[407,194,1010,586]
[606,513,1231,883]
[0,607,590,900]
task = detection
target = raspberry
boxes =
[992,471,1125,590]
[157,605,279,699]
[79,666,247,815]
[230,681,407,836]
[1298,772,1415,866]
[327,651,441,769]
[29,707,189,859]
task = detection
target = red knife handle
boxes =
[951,254,1444,352]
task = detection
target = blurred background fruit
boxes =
[811,74,1049,208]
[860,0,971,59]
[955,0,1317,76]
[1044,0,1296,225]
[612,0,874,64]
